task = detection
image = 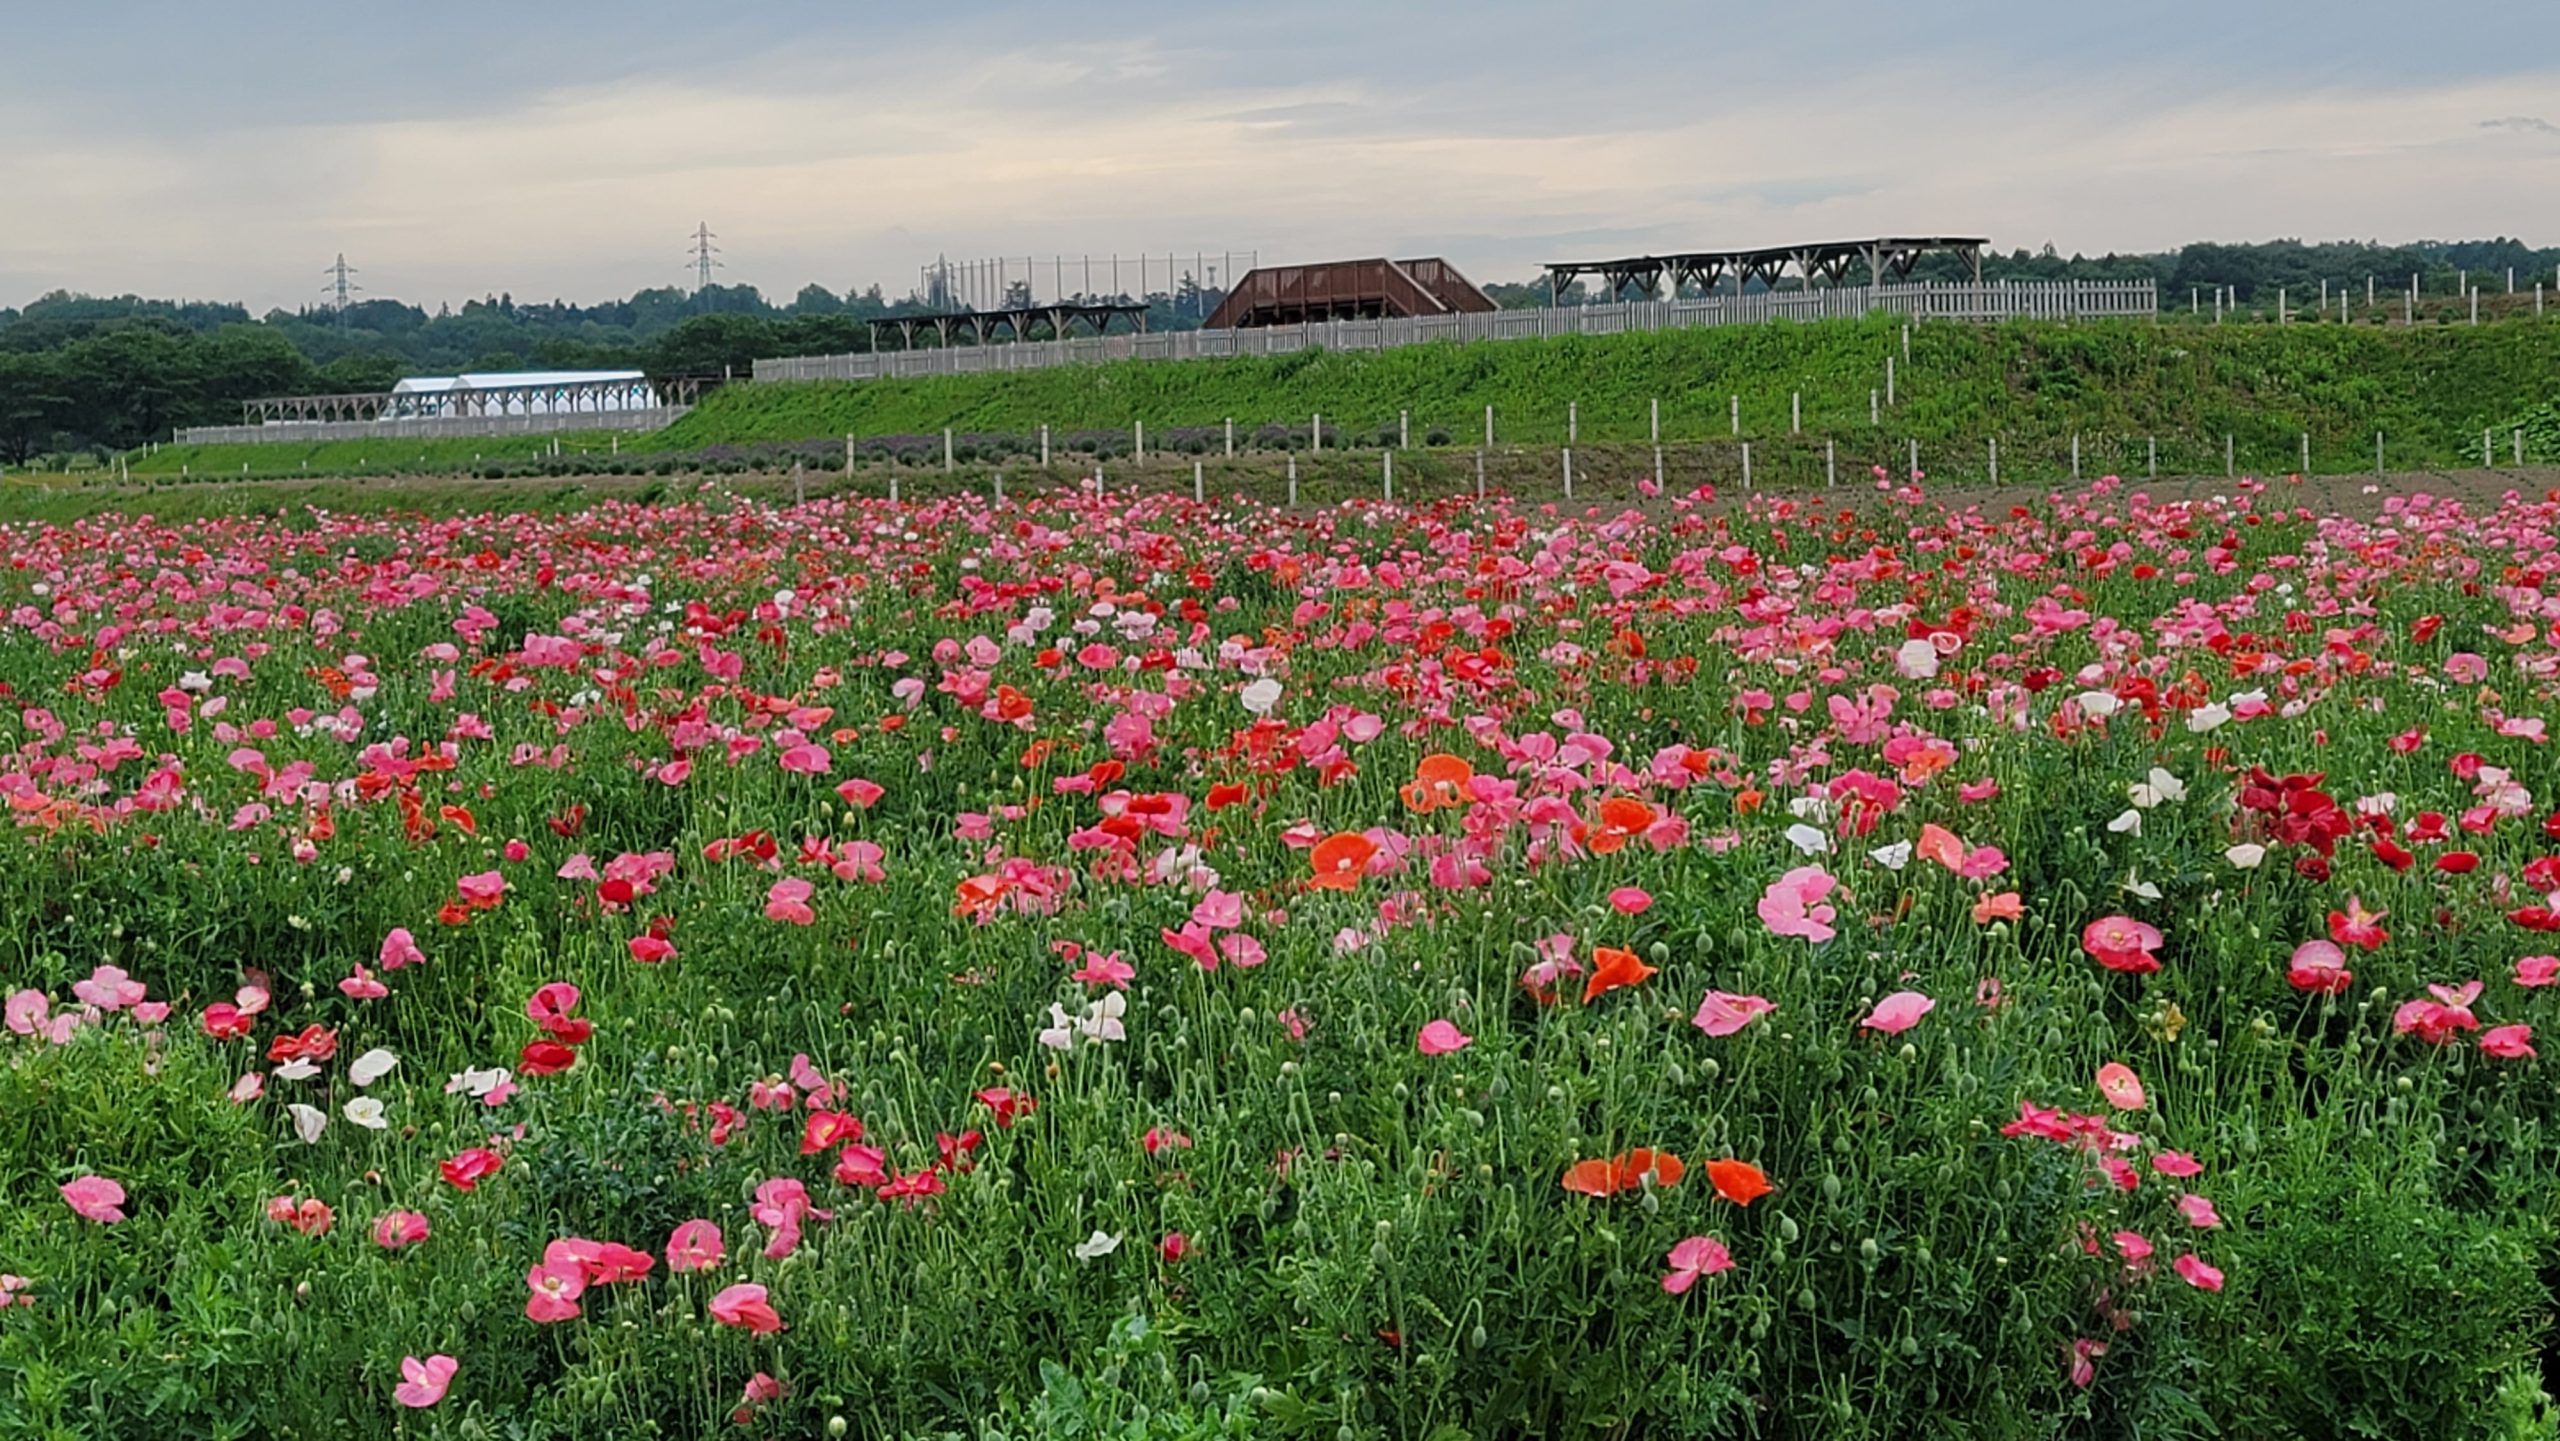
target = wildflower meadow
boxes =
[3,472,2557,1438]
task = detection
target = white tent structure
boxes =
[388,370,656,419]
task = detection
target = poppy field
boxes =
[3,473,2558,1439]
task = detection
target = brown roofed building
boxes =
[1204,258,1496,329]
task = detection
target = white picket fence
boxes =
[756,280,2158,384]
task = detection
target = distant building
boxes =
[1204,259,1495,329]
[389,370,654,419]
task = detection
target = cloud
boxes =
[4,32,2558,310]
[2480,115,2560,136]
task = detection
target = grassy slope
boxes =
[117,315,2560,479]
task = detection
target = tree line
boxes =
[3,238,2552,461]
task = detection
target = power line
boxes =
[323,253,360,325]
[687,223,723,295]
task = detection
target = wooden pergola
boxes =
[1544,237,1988,303]
[868,301,1149,351]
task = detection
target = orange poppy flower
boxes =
[1561,1148,1686,1198]
[1583,946,1657,1003]
[1307,831,1380,890]
[1590,797,1657,854]
[1399,753,1476,814]
[1704,1158,1773,1206]
[953,874,1011,919]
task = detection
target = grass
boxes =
[109,314,2560,484]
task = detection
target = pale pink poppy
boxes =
[72,966,146,1012]
[1661,1235,1735,1294]
[778,741,832,775]
[2151,1151,2203,1179]
[1861,991,1935,1036]
[1607,886,1653,916]
[1417,1020,1472,1056]
[2177,1194,2223,1229]
[1691,991,1776,1038]
[338,964,389,1001]
[1757,865,1839,943]
[2515,955,2559,988]
[524,1260,586,1323]
[393,1354,457,1408]
[2095,1062,2145,1111]
[60,1175,126,1224]
[835,777,885,808]
[2173,1254,2224,1291]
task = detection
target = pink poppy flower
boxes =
[835,776,885,808]
[2095,1062,2145,1111]
[709,1282,786,1334]
[778,741,831,775]
[764,878,817,926]
[524,1260,586,1323]
[2515,955,2560,988]
[338,964,389,1001]
[1608,886,1654,916]
[1691,991,1777,1037]
[2082,915,2163,974]
[1661,1235,1735,1294]
[2480,1024,2535,1059]
[60,1176,126,1224]
[2173,1254,2225,1291]
[2178,1194,2223,1229]
[455,871,507,906]
[1757,865,1839,943]
[2068,1337,2107,1389]
[1861,991,1935,1036]
[71,966,146,1012]
[1417,1020,1472,1056]
[666,1219,725,1273]
[2151,1150,2203,1179]
[379,927,426,970]
[393,1354,457,1409]
[2286,939,2352,995]
[372,1210,431,1249]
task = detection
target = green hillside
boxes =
[117,314,2560,481]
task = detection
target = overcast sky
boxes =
[9,0,2558,312]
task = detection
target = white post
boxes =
[1650,397,1659,442]
[1399,409,1409,450]
[889,473,900,504]
[1909,439,1919,479]
[1562,447,1573,499]
[1382,450,1393,501]
[2301,432,2310,475]
[2071,432,2080,480]
[1791,392,1801,434]
[845,435,856,475]
[611,435,619,456]
[1826,439,1836,487]
[1569,401,1578,444]
[2376,431,2385,478]
[1312,413,1321,451]
[2471,290,2480,325]
[2485,429,2494,469]
[1730,395,1740,435]
[1475,449,1485,500]
[1653,445,1664,485]
[1095,465,1105,503]
[1988,437,1998,486]
[2147,436,2156,480]
[994,472,1004,506]
[1134,421,1145,465]
[2225,434,2234,477]
[1870,389,1879,426]
[1039,425,1050,467]
[944,428,955,472]
[1287,454,1298,506]
[2278,287,2287,324]
[1194,459,1204,502]
[1742,441,1753,490]
[1885,356,1895,407]
[792,461,805,505]
[1901,324,1911,362]
[1484,405,1495,447]
[1224,418,1234,457]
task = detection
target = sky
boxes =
[8,0,2559,312]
